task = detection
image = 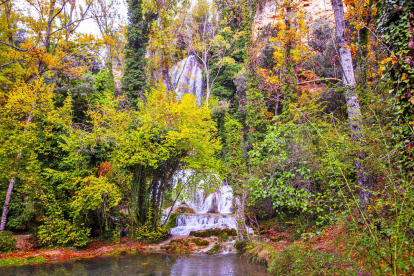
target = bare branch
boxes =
[0,35,40,52]
[0,61,16,68]
[50,16,100,36]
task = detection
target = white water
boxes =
[170,214,238,236]
[168,169,234,214]
[171,55,204,104]
[168,169,238,236]
[167,170,254,255]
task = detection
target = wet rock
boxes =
[190,228,237,237]
[173,204,196,214]
[163,238,209,253]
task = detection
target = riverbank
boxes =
[0,237,147,267]
[0,232,235,267]
[238,223,370,275]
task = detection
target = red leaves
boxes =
[97,162,112,177]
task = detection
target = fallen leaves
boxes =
[0,237,147,266]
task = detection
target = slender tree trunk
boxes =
[0,178,15,231]
[331,0,371,202]
[0,114,32,231]
[234,193,248,241]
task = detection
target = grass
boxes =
[0,256,46,267]
[104,248,138,256]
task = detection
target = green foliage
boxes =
[249,122,314,213]
[268,244,362,275]
[37,208,90,247]
[0,231,17,253]
[133,209,168,243]
[94,69,115,95]
[207,243,222,254]
[0,256,46,267]
[245,77,269,144]
[165,214,178,232]
[122,0,152,106]
[377,0,414,171]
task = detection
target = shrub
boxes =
[133,223,168,244]
[268,244,364,275]
[0,231,17,253]
[37,215,90,247]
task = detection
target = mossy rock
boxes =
[190,230,212,237]
[191,238,209,247]
[165,239,191,253]
[164,238,209,253]
[190,228,237,237]
[207,243,222,254]
[224,228,237,236]
[173,204,195,214]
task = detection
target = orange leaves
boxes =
[0,0,98,88]
[0,237,147,265]
[97,161,113,177]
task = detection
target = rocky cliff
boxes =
[253,0,335,38]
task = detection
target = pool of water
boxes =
[2,253,269,276]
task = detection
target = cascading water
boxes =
[170,214,238,236]
[168,170,252,241]
[171,55,204,104]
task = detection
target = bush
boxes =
[133,223,168,244]
[268,244,364,275]
[37,215,90,247]
[0,231,17,253]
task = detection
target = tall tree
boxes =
[0,0,94,231]
[122,0,150,105]
[183,0,229,105]
[331,0,371,202]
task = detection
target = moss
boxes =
[207,243,222,254]
[242,241,273,266]
[165,214,178,231]
[235,240,248,253]
[190,228,237,237]
[218,233,229,242]
[105,248,138,256]
[192,238,209,246]
[164,239,191,254]
[0,256,46,267]
[163,238,209,253]
[173,205,195,214]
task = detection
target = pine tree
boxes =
[122,0,151,106]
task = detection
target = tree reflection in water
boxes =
[3,253,269,276]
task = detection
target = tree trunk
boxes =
[0,178,15,231]
[0,113,32,231]
[234,192,248,241]
[331,0,371,202]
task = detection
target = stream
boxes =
[2,253,269,275]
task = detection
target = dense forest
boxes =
[1,0,414,274]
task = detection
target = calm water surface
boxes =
[1,253,269,276]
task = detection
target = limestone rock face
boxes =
[252,0,334,38]
[171,55,204,104]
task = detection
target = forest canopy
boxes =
[1,0,414,274]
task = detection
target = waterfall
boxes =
[170,214,238,236]
[168,170,253,238]
[169,170,234,214]
[171,55,204,104]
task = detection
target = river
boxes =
[2,252,269,275]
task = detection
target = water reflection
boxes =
[2,253,269,276]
